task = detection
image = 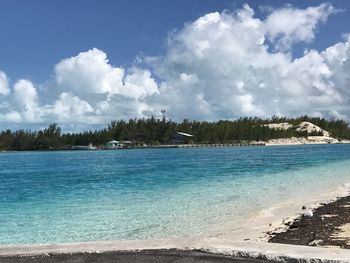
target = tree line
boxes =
[0,116,350,151]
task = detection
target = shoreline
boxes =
[0,140,350,154]
[269,195,350,248]
[1,139,350,152]
[1,183,350,261]
[208,182,350,243]
[1,238,350,262]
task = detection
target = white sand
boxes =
[266,136,341,146]
[209,183,350,243]
[265,121,329,136]
[264,121,346,146]
[331,223,350,246]
[265,122,293,130]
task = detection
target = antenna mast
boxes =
[161,109,166,120]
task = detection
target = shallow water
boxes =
[0,144,350,244]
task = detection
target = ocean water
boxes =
[0,144,350,245]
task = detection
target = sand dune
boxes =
[265,121,344,146]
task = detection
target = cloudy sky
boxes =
[0,0,350,131]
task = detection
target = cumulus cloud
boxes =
[145,3,349,121]
[54,48,158,99]
[2,48,160,126]
[123,68,159,99]
[12,79,42,123]
[51,92,94,123]
[0,3,349,129]
[0,111,22,123]
[264,3,336,50]
[0,71,10,96]
[55,48,125,95]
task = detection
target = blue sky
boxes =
[1,0,349,83]
[0,1,350,130]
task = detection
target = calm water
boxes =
[0,144,350,244]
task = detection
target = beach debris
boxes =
[308,239,323,246]
[269,195,350,248]
[321,214,337,219]
[302,205,306,210]
[284,221,292,226]
[303,210,313,217]
[289,222,301,229]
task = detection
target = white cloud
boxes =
[0,111,22,123]
[51,92,94,123]
[47,48,160,124]
[13,79,42,123]
[13,79,38,108]
[145,3,350,121]
[122,68,159,99]
[264,3,336,50]
[0,3,350,129]
[323,35,350,98]
[54,48,158,99]
[0,71,10,96]
[55,48,125,95]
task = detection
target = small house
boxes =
[105,140,124,149]
[170,132,194,144]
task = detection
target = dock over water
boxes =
[137,142,266,149]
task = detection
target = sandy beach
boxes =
[209,183,350,242]
[269,195,350,248]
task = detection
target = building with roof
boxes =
[104,140,124,149]
[170,132,194,144]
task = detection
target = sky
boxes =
[0,0,350,131]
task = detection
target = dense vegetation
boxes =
[0,116,349,151]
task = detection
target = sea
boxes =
[0,144,350,245]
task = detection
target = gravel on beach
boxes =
[268,195,350,248]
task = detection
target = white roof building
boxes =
[176,132,193,137]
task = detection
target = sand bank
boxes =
[266,136,342,146]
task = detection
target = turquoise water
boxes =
[0,144,350,244]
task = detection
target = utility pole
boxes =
[161,109,166,121]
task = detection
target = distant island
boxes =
[1,116,350,151]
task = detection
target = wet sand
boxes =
[0,249,277,263]
[269,195,350,248]
[2,238,350,262]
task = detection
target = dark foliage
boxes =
[1,116,349,151]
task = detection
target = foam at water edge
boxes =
[213,180,350,243]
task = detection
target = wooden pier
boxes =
[136,142,265,149]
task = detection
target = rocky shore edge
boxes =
[268,195,350,248]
